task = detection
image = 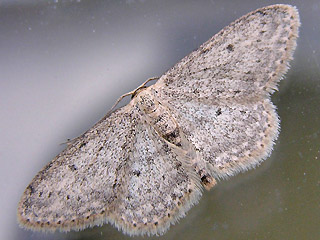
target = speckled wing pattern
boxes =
[152,4,300,180]
[17,4,300,237]
[17,105,202,235]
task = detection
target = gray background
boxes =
[1,0,319,239]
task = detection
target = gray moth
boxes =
[17,4,300,236]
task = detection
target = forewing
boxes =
[17,105,137,232]
[153,5,300,101]
[149,5,300,180]
[17,104,202,236]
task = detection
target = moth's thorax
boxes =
[134,88,182,146]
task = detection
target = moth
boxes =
[17,4,300,236]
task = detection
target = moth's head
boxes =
[133,88,158,114]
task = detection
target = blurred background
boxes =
[1,0,319,239]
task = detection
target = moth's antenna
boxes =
[109,92,134,113]
[140,76,159,87]
[108,76,159,113]
[61,77,160,146]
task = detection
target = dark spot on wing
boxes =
[226,44,234,52]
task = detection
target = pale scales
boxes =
[17,4,300,237]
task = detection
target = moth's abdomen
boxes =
[135,89,182,146]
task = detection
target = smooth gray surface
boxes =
[1,1,319,240]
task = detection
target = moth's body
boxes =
[135,88,183,147]
[135,87,217,190]
[17,4,300,237]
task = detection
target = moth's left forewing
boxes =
[17,101,203,236]
[17,105,139,232]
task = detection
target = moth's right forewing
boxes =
[153,4,300,101]
[150,4,300,180]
